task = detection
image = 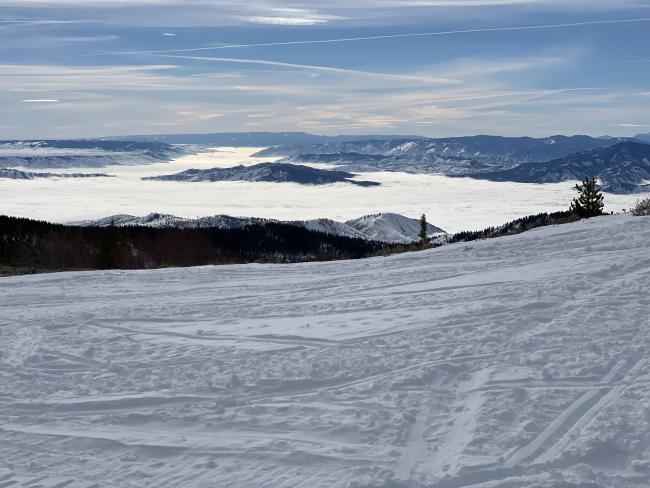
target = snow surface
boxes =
[2,214,650,487]
[2,147,647,233]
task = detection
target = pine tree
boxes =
[419,214,428,248]
[570,177,604,218]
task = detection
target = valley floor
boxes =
[1,215,650,487]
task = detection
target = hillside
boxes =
[473,141,650,193]
[0,140,186,169]
[0,168,113,180]
[143,162,380,187]
[0,216,389,273]
[255,134,624,162]
[1,215,648,487]
[78,212,445,244]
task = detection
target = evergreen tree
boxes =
[419,214,428,248]
[570,178,604,218]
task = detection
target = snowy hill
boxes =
[346,212,445,242]
[472,141,650,193]
[0,140,186,169]
[78,212,443,243]
[142,162,380,187]
[2,214,649,487]
[0,168,113,180]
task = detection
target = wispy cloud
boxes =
[21,99,61,103]
[237,7,344,26]
[151,54,462,84]
[102,17,650,56]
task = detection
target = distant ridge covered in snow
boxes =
[77,212,445,243]
[0,139,186,169]
[142,162,380,187]
[0,168,113,180]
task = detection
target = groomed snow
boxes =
[1,215,650,487]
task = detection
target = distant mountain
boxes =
[142,162,381,187]
[255,135,626,163]
[0,168,113,180]
[0,140,186,169]
[100,132,423,147]
[278,151,511,175]
[81,213,273,230]
[346,213,445,243]
[78,212,446,244]
[635,132,650,143]
[470,141,650,193]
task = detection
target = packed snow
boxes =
[1,147,647,233]
[1,214,649,487]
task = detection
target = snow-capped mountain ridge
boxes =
[0,168,113,180]
[78,212,445,243]
[0,139,187,169]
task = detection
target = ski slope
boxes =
[1,214,650,487]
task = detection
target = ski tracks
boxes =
[506,358,645,468]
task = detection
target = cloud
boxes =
[103,17,650,56]
[236,7,344,26]
[21,99,60,103]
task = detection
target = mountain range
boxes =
[0,140,185,169]
[78,212,445,244]
[256,136,650,193]
[467,141,650,193]
[142,162,381,187]
[0,168,113,180]
[255,135,628,162]
[634,132,650,143]
[99,132,422,147]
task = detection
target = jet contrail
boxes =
[150,54,461,84]
[104,17,650,56]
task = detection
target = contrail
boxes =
[104,17,650,56]
[150,54,461,84]
[0,20,91,24]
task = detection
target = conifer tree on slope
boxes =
[570,177,604,218]
[419,214,428,248]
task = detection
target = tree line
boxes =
[0,217,389,275]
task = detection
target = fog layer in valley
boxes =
[2,147,646,233]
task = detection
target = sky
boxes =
[2,0,650,139]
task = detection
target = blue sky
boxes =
[2,0,650,138]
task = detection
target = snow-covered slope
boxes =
[0,140,186,169]
[78,212,443,243]
[142,162,380,187]
[0,168,113,180]
[2,215,649,487]
[346,212,445,242]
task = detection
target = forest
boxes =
[0,216,390,275]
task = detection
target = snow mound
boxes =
[3,215,649,487]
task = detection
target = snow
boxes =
[2,214,650,487]
[2,147,647,233]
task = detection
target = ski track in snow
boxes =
[1,214,650,487]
